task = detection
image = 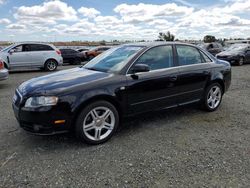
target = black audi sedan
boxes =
[13,42,231,144]
[216,43,250,66]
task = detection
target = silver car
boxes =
[0,59,8,81]
[0,42,63,71]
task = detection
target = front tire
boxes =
[74,58,82,65]
[44,59,58,71]
[202,83,223,112]
[75,101,119,145]
[238,57,244,66]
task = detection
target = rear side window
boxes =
[200,51,212,63]
[133,45,174,71]
[176,45,203,66]
[29,44,54,51]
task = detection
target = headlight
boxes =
[25,96,58,108]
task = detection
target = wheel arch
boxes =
[71,95,123,130]
[3,61,9,69]
[45,58,58,65]
[206,78,225,94]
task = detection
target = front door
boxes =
[125,45,179,114]
[8,45,32,69]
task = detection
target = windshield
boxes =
[84,46,143,73]
[227,44,248,51]
[0,44,15,52]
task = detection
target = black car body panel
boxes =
[216,44,250,64]
[13,42,231,135]
[60,49,83,63]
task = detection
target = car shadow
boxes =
[0,83,9,89]
[9,69,44,74]
[21,103,204,150]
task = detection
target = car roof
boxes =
[13,42,53,46]
[121,41,197,48]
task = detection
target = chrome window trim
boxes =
[125,44,215,76]
[126,62,212,76]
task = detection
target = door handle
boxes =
[169,75,177,81]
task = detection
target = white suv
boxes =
[0,42,63,71]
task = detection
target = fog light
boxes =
[34,125,40,131]
[54,120,65,124]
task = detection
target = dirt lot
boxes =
[0,64,250,187]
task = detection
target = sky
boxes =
[0,0,249,42]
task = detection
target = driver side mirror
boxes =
[131,64,150,74]
[9,49,15,54]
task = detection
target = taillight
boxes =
[56,50,61,55]
[0,60,4,69]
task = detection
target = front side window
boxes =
[176,45,203,66]
[132,45,174,71]
[12,45,23,52]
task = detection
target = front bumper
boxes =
[217,56,239,64]
[0,69,9,81]
[12,93,72,135]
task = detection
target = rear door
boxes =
[29,44,54,68]
[175,45,212,105]
[126,45,180,114]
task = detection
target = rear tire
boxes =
[44,59,58,71]
[75,101,119,145]
[201,83,223,112]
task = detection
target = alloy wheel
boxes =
[83,107,115,141]
[47,60,57,71]
[207,86,222,109]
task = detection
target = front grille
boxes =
[217,56,228,59]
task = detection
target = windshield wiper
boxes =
[85,67,101,71]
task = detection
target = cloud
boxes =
[0,0,5,5]
[0,18,11,24]
[6,23,26,30]
[78,7,100,18]
[3,0,250,40]
[14,0,77,22]
[217,0,250,13]
[114,3,193,23]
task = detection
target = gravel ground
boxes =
[0,64,250,187]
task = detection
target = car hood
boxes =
[217,50,241,57]
[18,67,111,96]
